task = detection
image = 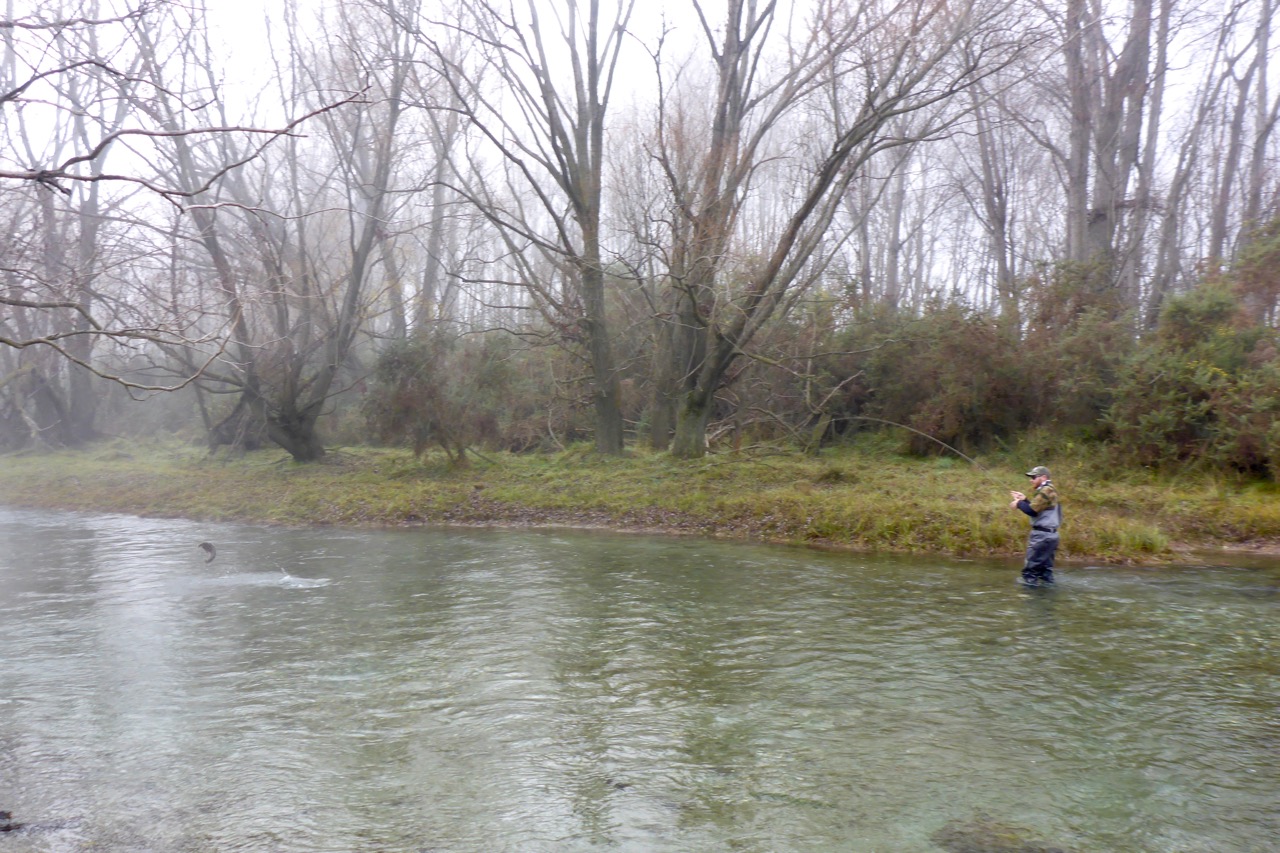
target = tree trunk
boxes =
[382,232,408,341]
[647,312,677,451]
[884,163,909,311]
[649,270,706,451]
[581,258,625,454]
[1087,0,1152,278]
[1208,62,1255,264]
[1064,0,1092,263]
[209,393,269,452]
[670,328,734,459]
[1244,0,1276,233]
[1119,0,1171,310]
[417,112,460,327]
[671,386,715,459]
[969,93,1019,332]
[266,403,327,463]
[65,167,107,445]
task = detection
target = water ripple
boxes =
[1,508,1276,852]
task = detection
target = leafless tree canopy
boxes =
[3,0,1279,459]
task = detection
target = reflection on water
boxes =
[0,507,1276,852]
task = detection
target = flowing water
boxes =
[0,506,1276,852]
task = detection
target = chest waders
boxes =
[1022,494,1061,586]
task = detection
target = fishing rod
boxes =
[846,415,1011,493]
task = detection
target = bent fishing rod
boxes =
[846,415,1012,493]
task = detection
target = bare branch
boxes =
[0,92,368,200]
[0,4,153,31]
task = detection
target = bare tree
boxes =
[1242,0,1280,236]
[125,0,397,461]
[0,1,228,447]
[1205,0,1280,272]
[647,0,1028,458]
[416,0,636,454]
[956,86,1023,329]
[1,0,354,414]
[1044,0,1160,306]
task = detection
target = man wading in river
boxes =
[1010,465,1061,586]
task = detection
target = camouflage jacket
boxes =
[1028,482,1058,514]
[1021,481,1062,532]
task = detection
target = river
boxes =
[0,507,1276,852]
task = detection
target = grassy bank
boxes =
[2,440,1278,563]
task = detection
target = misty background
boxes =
[3,0,1278,474]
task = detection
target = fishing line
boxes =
[847,415,1010,492]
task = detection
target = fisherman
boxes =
[1010,465,1061,586]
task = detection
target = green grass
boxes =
[1,438,1276,564]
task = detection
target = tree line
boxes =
[2,0,1278,476]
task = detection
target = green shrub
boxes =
[364,333,505,464]
[836,299,1031,454]
[1105,285,1280,477]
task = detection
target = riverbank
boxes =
[2,441,1278,563]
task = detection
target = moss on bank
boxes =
[1,441,1277,564]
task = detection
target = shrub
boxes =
[1020,261,1134,432]
[1105,285,1280,477]
[364,333,516,465]
[824,298,1034,455]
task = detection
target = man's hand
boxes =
[1010,490,1026,502]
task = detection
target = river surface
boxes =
[0,507,1276,852]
